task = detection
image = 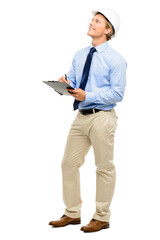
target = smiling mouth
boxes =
[89,26,95,31]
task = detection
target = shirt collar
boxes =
[90,41,109,53]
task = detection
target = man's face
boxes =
[87,14,111,39]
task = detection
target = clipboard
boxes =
[43,81,75,96]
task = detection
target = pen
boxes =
[65,74,68,83]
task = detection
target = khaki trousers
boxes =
[61,109,117,222]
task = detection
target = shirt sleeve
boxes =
[66,53,77,89]
[84,57,127,105]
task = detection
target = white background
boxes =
[0,0,160,239]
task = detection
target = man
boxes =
[49,8,127,232]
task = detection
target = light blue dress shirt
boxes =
[67,41,127,110]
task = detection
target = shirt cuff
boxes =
[69,82,75,89]
[84,92,96,104]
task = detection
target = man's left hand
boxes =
[67,88,86,101]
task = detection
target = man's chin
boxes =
[87,32,94,37]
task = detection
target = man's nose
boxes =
[90,21,94,27]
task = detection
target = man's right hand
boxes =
[58,76,71,84]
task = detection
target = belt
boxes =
[79,108,101,115]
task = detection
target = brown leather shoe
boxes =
[48,215,81,227]
[80,219,109,232]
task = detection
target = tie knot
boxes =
[90,47,96,55]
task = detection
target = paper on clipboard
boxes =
[43,81,75,96]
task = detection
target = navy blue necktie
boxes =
[73,47,97,110]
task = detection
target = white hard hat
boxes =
[92,8,120,38]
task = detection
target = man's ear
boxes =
[104,28,112,35]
